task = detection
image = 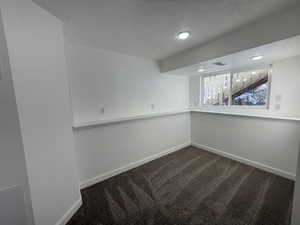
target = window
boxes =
[232,69,269,106]
[201,67,270,107]
[203,73,230,106]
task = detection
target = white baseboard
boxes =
[191,142,296,180]
[80,142,192,189]
[55,198,82,225]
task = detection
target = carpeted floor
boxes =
[67,146,294,225]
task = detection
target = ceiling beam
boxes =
[160,4,300,73]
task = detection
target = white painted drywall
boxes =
[0,1,81,225]
[0,11,34,225]
[0,186,28,225]
[190,55,300,177]
[190,55,300,118]
[75,113,191,185]
[64,29,190,185]
[189,76,201,108]
[292,143,300,225]
[160,4,300,72]
[191,112,300,177]
[64,28,190,124]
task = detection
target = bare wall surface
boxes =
[64,31,191,185]
[0,10,33,225]
[0,186,28,225]
[292,143,300,225]
[0,1,81,224]
[191,112,300,177]
[64,28,190,124]
[75,113,191,185]
[190,55,300,178]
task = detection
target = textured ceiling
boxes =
[34,0,300,60]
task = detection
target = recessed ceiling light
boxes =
[197,66,205,73]
[251,55,263,61]
[176,31,191,40]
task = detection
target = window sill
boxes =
[72,108,300,129]
[190,108,300,122]
[73,109,190,129]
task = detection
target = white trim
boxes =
[190,109,300,122]
[73,110,190,129]
[73,109,300,129]
[191,142,296,180]
[80,142,191,189]
[55,198,82,225]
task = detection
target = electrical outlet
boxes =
[100,107,105,114]
[151,104,155,111]
[275,94,282,103]
[275,103,281,111]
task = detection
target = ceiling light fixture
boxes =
[176,31,191,40]
[251,55,263,61]
[197,66,205,73]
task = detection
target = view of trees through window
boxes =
[203,74,230,106]
[231,69,269,106]
[202,68,269,107]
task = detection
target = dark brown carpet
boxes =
[67,146,294,225]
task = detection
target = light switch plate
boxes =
[275,103,281,111]
[100,107,105,114]
[275,94,282,103]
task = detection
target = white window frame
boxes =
[200,64,272,109]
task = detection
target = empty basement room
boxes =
[2,1,300,225]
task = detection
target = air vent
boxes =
[213,62,227,66]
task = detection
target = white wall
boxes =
[190,55,300,178]
[292,143,300,225]
[0,11,33,225]
[75,113,191,186]
[64,29,190,185]
[191,112,300,177]
[190,55,300,118]
[0,1,81,225]
[64,29,190,124]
